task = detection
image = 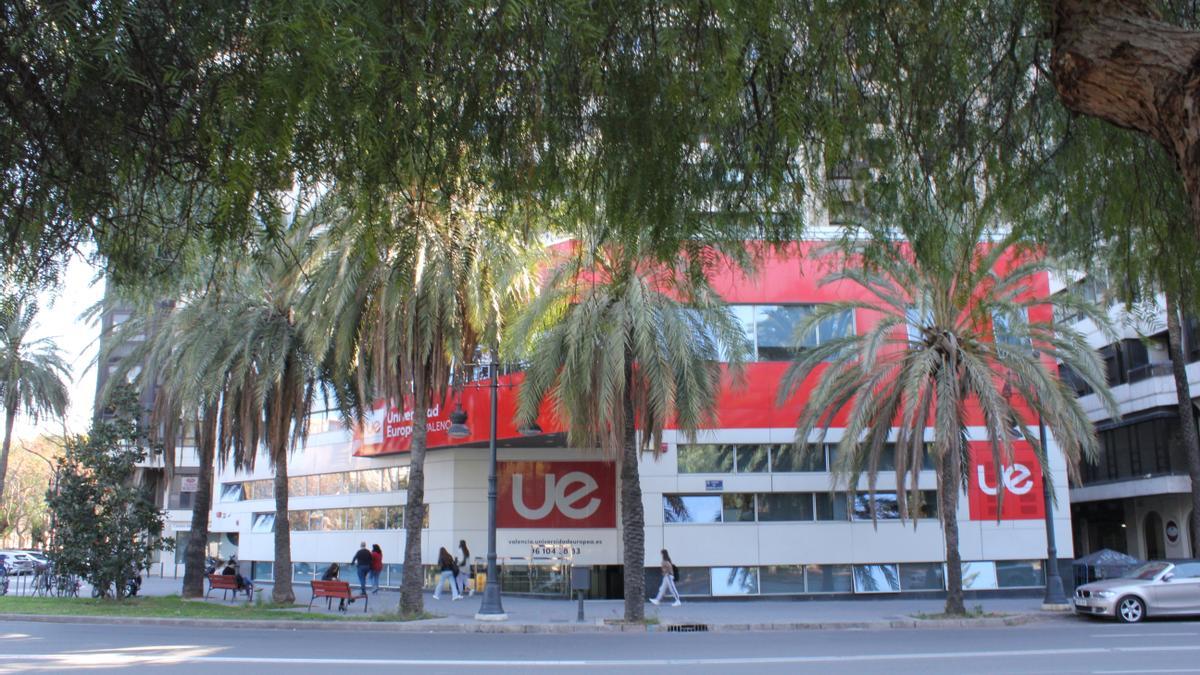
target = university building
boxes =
[132,244,1065,598]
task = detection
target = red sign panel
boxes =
[497,461,616,529]
[967,441,1045,520]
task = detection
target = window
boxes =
[961,562,999,590]
[996,560,1045,588]
[733,304,855,361]
[853,564,900,593]
[759,565,807,594]
[253,506,421,533]
[664,495,723,523]
[251,513,275,533]
[815,493,849,521]
[851,491,938,520]
[677,445,734,473]
[771,444,827,472]
[805,564,852,593]
[898,563,945,591]
[734,445,769,473]
[224,467,410,501]
[992,308,1031,352]
[757,493,815,522]
[721,494,756,522]
[218,484,245,502]
[711,567,759,596]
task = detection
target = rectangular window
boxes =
[852,491,937,520]
[757,493,815,522]
[288,476,308,498]
[721,494,756,522]
[664,495,723,523]
[815,493,849,521]
[899,562,945,591]
[361,507,387,531]
[759,565,807,594]
[805,564,853,593]
[252,561,273,581]
[853,564,900,593]
[218,484,245,503]
[755,305,808,360]
[673,567,712,596]
[961,562,999,590]
[995,560,1045,588]
[677,445,734,473]
[251,513,275,533]
[734,445,769,473]
[710,567,760,596]
[771,444,827,472]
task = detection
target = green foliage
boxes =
[46,386,172,600]
[0,294,70,424]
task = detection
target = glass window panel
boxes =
[343,509,360,530]
[386,506,405,529]
[288,510,307,532]
[852,493,902,520]
[293,562,314,582]
[173,531,189,564]
[361,507,387,530]
[853,564,900,593]
[734,445,769,473]
[731,306,757,361]
[218,484,245,502]
[760,565,807,594]
[815,493,849,521]
[288,476,308,498]
[385,564,403,586]
[671,567,710,596]
[677,445,734,473]
[252,561,273,581]
[757,493,814,522]
[771,444,826,472]
[899,563,945,591]
[390,467,410,491]
[996,560,1045,588]
[721,494,756,522]
[663,495,723,523]
[756,305,809,360]
[818,308,854,343]
[319,473,346,496]
[961,562,999,590]
[805,564,852,593]
[306,475,320,495]
[362,469,385,493]
[251,513,275,533]
[711,567,759,596]
[306,510,328,531]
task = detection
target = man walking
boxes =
[352,542,373,598]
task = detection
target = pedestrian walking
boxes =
[649,549,681,606]
[352,541,373,598]
[456,540,473,597]
[432,546,461,600]
[370,544,383,594]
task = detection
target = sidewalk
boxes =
[117,575,1061,633]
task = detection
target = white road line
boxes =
[1091,633,1199,638]
[0,645,1197,668]
[1094,670,1200,674]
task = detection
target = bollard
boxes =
[576,590,585,622]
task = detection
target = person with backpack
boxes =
[432,546,461,600]
[649,549,681,606]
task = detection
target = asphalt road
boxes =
[0,617,1197,674]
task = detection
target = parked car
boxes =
[1074,560,1200,623]
[0,552,37,575]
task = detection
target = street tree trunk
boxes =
[0,401,15,503]
[400,376,428,617]
[181,411,217,598]
[271,451,294,604]
[621,370,646,623]
[939,449,965,615]
[1165,290,1200,559]
[1051,0,1200,239]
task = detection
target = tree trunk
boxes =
[620,379,645,623]
[271,451,294,604]
[939,449,965,615]
[181,412,216,598]
[0,401,17,502]
[1165,290,1200,559]
[399,377,428,617]
[1051,0,1200,239]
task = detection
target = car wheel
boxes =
[1117,596,1146,623]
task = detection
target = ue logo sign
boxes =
[967,442,1044,521]
[497,461,616,528]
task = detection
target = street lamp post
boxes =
[476,361,507,620]
[1037,411,1070,610]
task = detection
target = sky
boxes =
[11,254,106,441]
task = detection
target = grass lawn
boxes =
[0,595,434,622]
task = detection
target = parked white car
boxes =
[1074,561,1200,623]
[0,552,37,575]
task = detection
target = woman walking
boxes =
[369,544,383,594]
[649,549,681,606]
[432,547,461,601]
[456,540,473,597]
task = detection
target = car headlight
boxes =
[1094,591,1116,599]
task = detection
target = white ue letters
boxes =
[512,471,602,521]
[976,463,1034,496]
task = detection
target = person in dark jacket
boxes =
[352,542,372,597]
[221,558,253,599]
[321,563,346,611]
[432,547,461,600]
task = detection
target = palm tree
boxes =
[511,237,748,622]
[306,199,537,617]
[0,296,70,502]
[781,224,1116,615]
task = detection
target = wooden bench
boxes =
[310,579,367,613]
[206,574,240,601]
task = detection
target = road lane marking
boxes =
[0,645,1197,668]
[1094,670,1200,674]
[1091,633,1199,638]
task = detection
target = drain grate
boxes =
[666,623,710,633]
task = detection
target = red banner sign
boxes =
[497,461,617,529]
[966,441,1045,521]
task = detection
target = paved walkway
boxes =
[131,575,1061,631]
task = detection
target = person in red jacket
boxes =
[369,544,383,594]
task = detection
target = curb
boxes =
[0,612,1051,634]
